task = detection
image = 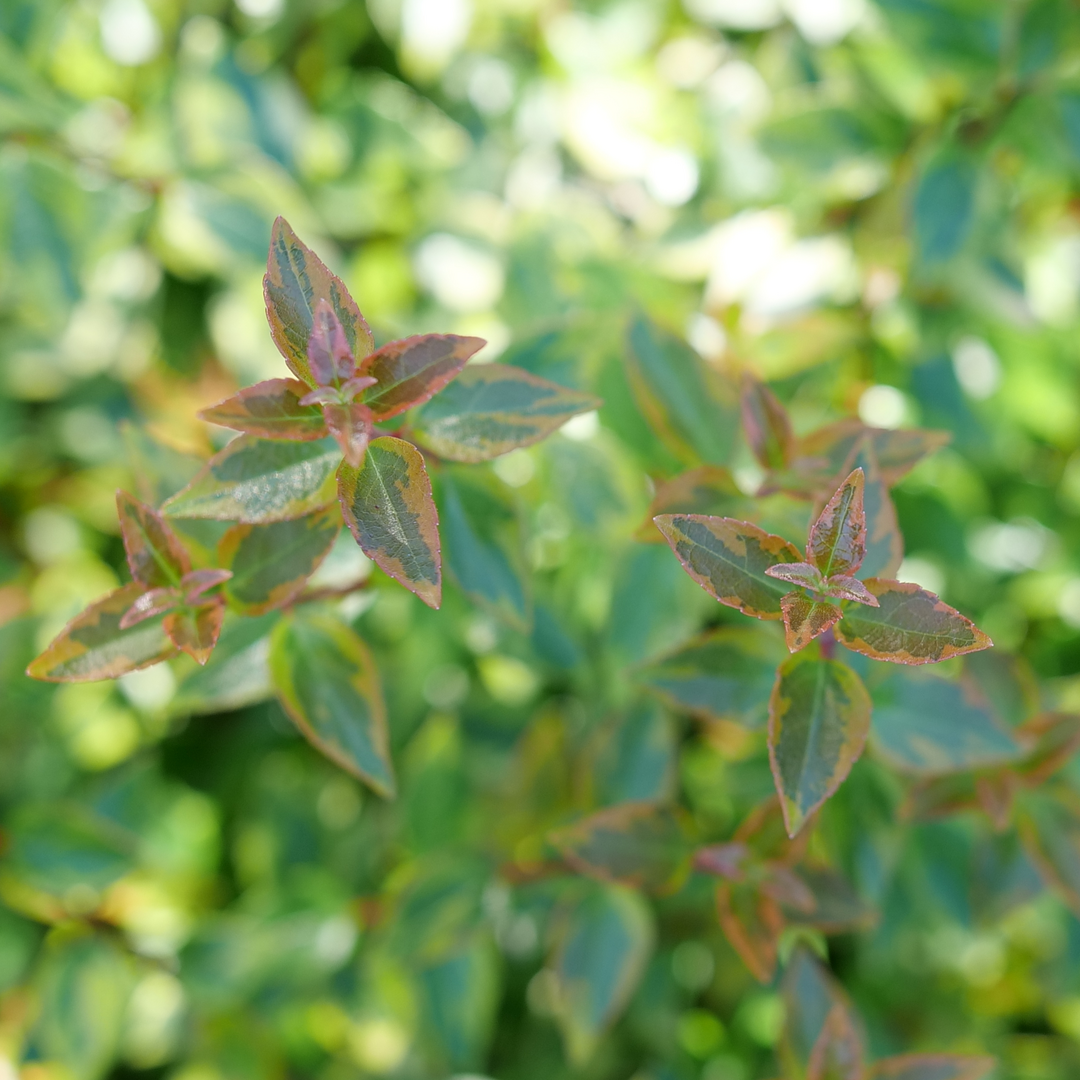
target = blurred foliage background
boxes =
[5,0,1080,1077]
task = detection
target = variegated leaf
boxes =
[766,561,824,591]
[808,469,866,578]
[742,373,795,470]
[715,882,785,984]
[780,592,843,653]
[844,439,902,579]
[116,491,190,589]
[164,600,224,664]
[307,298,355,386]
[198,379,329,441]
[323,400,373,468]
[806,1004,865,1080]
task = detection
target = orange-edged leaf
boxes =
[870,1054,995,1080]
[198,379,329,441]
[181,568,233,603]
[219,504,340,616]
[162,435,341,523]
[693,842,750,880]
[801,421,951,488]
[782,865,877,933]
[164,600,224,664]
[742,373,795,470]
[27,584,177,682]
[769,650,871,837]
[264,217,373,386]
[119,587,179,629]
[715,881,785,983]
[1019,794,1080,916]
[116,491,190,589]
[307,298,355,386]
[765,561,823,591]
[338,436,441,609]
[654,515,804,619]
[780,592,843,653]
[781,945,852,1076]
[323,400,373,468]
[807,469,866,578]
[548,803,693,893]
[269,610,394,796]
[411,363,602,462]
[636,466,742,542]
[1015,712,1080,787]
[807,1004,865,1080]
[835,580,992,665]
[845,439,902,579]
[824,575,878,606]
[974,771,1018,831]
[360,334,486,421]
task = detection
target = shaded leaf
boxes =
[361,334,486,420]
[808,469,866,578]
[784,865,877,933]
[1020,795,1080,917]
[264,216,373,386]
[807,1004,865,1080]
[781,945,851,1077]
[655,515,804,619]
[1015,712,1080,786]
[121,421,205,506]
[323,400,373,468]
[27,583,176,682]
[412,363,601,463]
[913,152,978,264]
[552,885,653,1065]
[781,592,843,653]
[843,439,902,580]
[715,882,785,984]
[769,651,872,836]
[338,436,441,609]
[870,1055,995,1080]
[591,699,676,805]
[307,297,355,386]
[625,315,738,465]
[219,505,340,615]
[835,580,992,665]
[116,490,190,589]
[164,600,224,664]
[636,466,742,542]
[198,379,329,441]
[269,611,394,795]
[742,374,795,470]
[638,627,784,728]
[548,803,692,892]
[162,435,341,523]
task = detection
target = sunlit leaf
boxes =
[808,469,866,578]
[715,882,785,984]
[769,650,872,836]
[116,490,190,589]
[264,216,373,385]
[269,610,394,796]
[361,333,486,420]
[835,580,992,665]
[198,379,329,440]
[219,505,340,615]
[307,297,355,386]
[824,575,879,606]
[552,885,654,1065]
[742,374,795,470]
[162,435,341,523]
[411,363,601,463]
[843,439,902,580]
[806,1003,864,1080]
[548,803,692,892]
[870,1054,995,1080]
[780,592,843,653]
[165,600,224,664]
[119,587,179,629]
[654,514,804,619]
[323,400,373,468]
[338,436,441,609]
[27,583,176,682]
[766,561,824,591]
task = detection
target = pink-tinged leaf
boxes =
[798,420,951,490]
[766,561,824,591]
[693,842,750,880]
[181,568,234,603]
[835,580,993,665]
[806,1004,865,1080]
[807,469,866,578]
[116,490,190,589]
[298,387,340,407]
[198,379,329,441]
[119,587,180,629]
[769,650,872,837]
[307,298,355,386]
[781,946,856,1076]
[654,515,805,619]
[26,583,176,682]
[843,438,902,579]
[338,436,441,609]
[360,334,486,421]
[264,217,374,386]
[742,373,796,470]
[870,1054,995,1080]
[323,400,373,468]
[715,882,785,984]
[164,600,224,665]
[781,592,843,653]
[824,575,879,607]
[781,865,877,933]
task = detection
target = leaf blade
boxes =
[116,491,190,589]
[742,373,795,470]
[807,469,866,578]
[780,592,843,653]
[198,379,329,440]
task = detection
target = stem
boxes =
[819,627,836,660]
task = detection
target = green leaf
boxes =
[269,611,394,796]
[780,592,843,653]
[219,505,340,615]
[835,580,993,665]
[361,333,486,420]
[806,1003,864,1080]
[784,866,877,933]
[637,465,742,541]
[742,374,795,470]
[871,669,1022,774]
[871,1055,996,1080]
[411,363,601,463]
[264,216,373,386]
[27,583,176,682]
[638,627,784,728]
[552,885,654,1065]
[162,435,341,523]
[807,469,866,578]
[338,436,441,609]
[198,378,329,440]
[592,699,676,804]
[548,803,692,892]
[844,438,902,580]
[1020,795,1080,917]
[120,421,205,506]
[625,315,738,465]
[913,152,978,265]
[116,490,190,589]
[654,514,804,619]
[781,944,849,1077]
[439,468,529,630]
[164,599,225,665]
[768,650,872,837]
[715,882,784,984]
